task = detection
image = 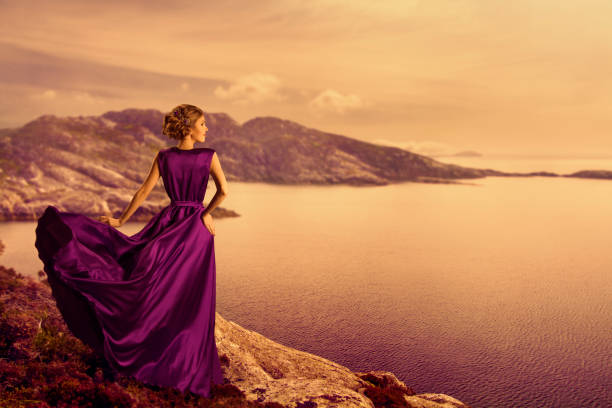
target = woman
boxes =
[35,103,229,398]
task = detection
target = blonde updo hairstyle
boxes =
[162,104,205,141]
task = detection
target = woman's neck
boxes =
[176,141,195,150]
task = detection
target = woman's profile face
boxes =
[190,115,207,142]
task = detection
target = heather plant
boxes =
[32,315,92,363]
[0,247,271,408]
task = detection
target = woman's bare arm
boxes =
[104,152,160,226]
[203,152,229,217]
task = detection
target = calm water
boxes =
[2,157,612,407]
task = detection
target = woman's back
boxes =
[158,147,216,203]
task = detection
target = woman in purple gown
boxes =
[34,104,229,398]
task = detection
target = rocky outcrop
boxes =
[0,112,239,221]
[215,314,471,407]
[0,238,471,407]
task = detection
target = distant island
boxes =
[431,150,483,158]
[0,108,610,222]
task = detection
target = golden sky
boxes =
[1,0,611,157]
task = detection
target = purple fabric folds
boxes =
[34,147,224,398]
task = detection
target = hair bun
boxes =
[162,104,205,141]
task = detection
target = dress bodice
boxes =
[157,147,215,203]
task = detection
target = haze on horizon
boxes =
[1,0,611,158]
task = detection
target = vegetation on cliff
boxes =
[0,238,470,407]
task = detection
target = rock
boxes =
[214,315,471,407]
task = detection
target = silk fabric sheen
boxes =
[35,147,224,397]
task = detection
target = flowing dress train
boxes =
[34,146,224,397]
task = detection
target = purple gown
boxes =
[34,146,224,398]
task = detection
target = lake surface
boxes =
[2,157,611,407]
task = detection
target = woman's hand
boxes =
[98,215,122,228]
[201,213,215,235]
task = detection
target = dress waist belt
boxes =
[170,200,203,208]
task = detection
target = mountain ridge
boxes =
[0,108,607,221]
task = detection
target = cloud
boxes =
[373,138,460,156]
[30,89,57,100]
[308,89,365,115]
[72,91,104,104]
[214,72,284,105]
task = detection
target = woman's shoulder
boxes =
[199,147,216,157]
